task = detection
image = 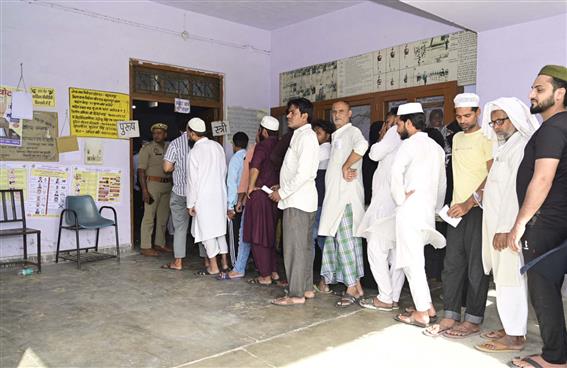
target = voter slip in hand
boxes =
[261,185,273,195]
[438,205,462,228]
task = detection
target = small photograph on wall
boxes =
[84,139,104,165]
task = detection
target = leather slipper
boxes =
[394,313,429,328]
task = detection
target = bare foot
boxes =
[227,270,244,279]
[443,321,481,339]
[481,329,506,340]
[304,291,315,299]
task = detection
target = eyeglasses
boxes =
[488,117,509,127]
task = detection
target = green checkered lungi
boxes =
[320,204,364,287]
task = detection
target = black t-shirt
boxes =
[516,111,567,229]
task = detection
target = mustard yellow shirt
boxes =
[451,129,493,205]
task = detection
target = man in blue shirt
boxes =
[226,132,249,266]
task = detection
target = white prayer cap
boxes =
[187,117,206,133]
[454,93,480,108]
[397,102,424,115]
[260,116,279,131]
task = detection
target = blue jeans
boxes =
[312,206,325,250]
[233,207,251,274]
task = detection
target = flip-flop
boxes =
[194,269,219,276]
[481,330,507,340]
[160,263,182,271]
[508,356,545,368]
[336,294,359,308]
[423,323,454,337]
[475,340,524,353]
[216,272,243,280]
[394,313,429,328]
[443,328,481,339]
[313,284,332,294]
[359,297,394,311]
[271,297,305,306]
[248,278,275,286]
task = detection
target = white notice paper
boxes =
[117,120,140,139]
[11,91,34,120]
[174,98,190,114]
[261,185,273,195]
[438,205,462,228]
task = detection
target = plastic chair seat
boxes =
[73,218,115,229]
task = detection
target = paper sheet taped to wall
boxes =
[0,111,59,162]
[69,87,129,138]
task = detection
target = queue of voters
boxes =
[136,65,567,368]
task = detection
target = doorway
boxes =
[129,59,224,249]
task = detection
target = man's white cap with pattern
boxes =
[188,117,206,133]
[398,102,424,115]
[260,116,279,131]
[454,93,480,108]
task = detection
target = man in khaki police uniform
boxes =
[138,123,173,257]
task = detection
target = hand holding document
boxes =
[438,205,462,228]
[261,185,273,195]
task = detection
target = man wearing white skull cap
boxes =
[474,97,539,354]
[389,102,447,327]
[426,93,495,338]
[186,117,229,275]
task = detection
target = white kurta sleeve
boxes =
[369,126,400,162]
[278,134,318,200]
[494,149,523,233]
[351,127,369,156]
[186,150,199,209]
[436,148,447,212]
[391,143,410,206]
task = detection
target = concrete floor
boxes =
[0,252,563,368]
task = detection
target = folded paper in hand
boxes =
[438,205,462,228]
[261,185,273,195]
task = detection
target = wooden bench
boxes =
[0,189,41,272]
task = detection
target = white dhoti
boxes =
[367,233,405,304]
[202,236,228,258]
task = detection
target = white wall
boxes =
[270,1,462,106]
[476,14,567,107]
[0,1,271,259]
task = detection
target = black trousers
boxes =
[522,225,567,364]
[441,207,489,323]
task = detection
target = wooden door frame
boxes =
[128,59,224,249]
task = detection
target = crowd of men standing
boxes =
[135,65,567,368]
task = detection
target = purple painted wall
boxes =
[270,1,461,106]
[477,14,567,107]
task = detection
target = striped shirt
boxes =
[164,132,190,196]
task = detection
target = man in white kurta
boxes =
[474,98,539,353]
[390,103,447,327]
[186,118,228,275]
[357,118,406,311]
[319,101,369,306]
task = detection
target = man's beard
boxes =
[399,129,409,140]
[530,95,554,114]
[188,139,195,148]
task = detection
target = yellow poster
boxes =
[97,170,121,203]
[0,164,28,198]
[71,167,98,198]
[69,87,130,138]
[31,87,56,107]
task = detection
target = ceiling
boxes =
[153,0,364,30]
[399,0,567,32]
[152,0,567,32]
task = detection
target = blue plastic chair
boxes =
[56,195,120,269]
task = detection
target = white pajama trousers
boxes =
[495,282,528,336]
[367,234,405,304]
[403,263,432,312]
[202,235,228,258]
